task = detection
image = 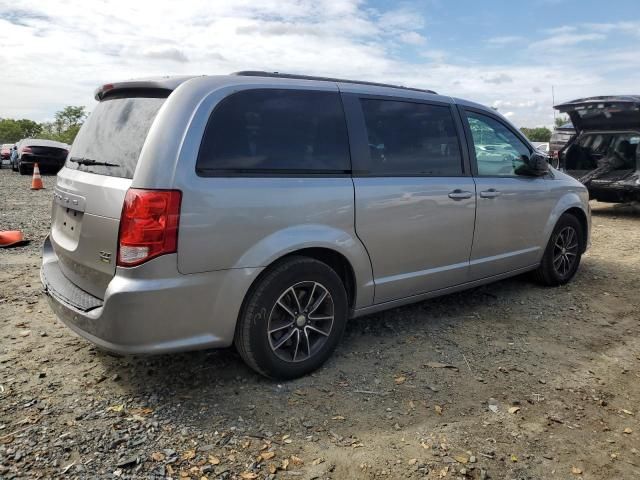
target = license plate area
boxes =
[52,205,84,248]
[52,188,86,248]
[58,206,83,234]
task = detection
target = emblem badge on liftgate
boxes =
[98,251,112,263]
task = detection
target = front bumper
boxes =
[41,236,262,354]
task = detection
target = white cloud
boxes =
[141,47,189,63]
[482,73,513,85]
[544,25,577,35]
[581,21,640,35]
[530,33,606,49]
[487,35,524,46]
[399,31,427,46]
[493,100,537,109]
[377,8,424,31]
[0,0,639,129]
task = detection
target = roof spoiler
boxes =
[94,76,197,100]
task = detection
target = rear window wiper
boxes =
[69,156,120,167]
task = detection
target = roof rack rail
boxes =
[232,71,437,95]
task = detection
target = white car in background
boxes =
[532,142,550,154]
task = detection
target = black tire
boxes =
[18,162,29,175]
[235,256,348,379]
[534,213,584,286]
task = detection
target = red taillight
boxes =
[117,188,182,267]
[21,146,33,154]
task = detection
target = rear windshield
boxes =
[65,94,167,178]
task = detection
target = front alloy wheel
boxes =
[552,226,579,277]
[534,213,584,286]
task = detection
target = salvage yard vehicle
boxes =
[556,96,640,203]
[550,121,575,160]
[14,138,70,175]
[41,72,591,379]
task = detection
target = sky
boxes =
[1,0,639,127]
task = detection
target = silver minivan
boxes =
[42,71,590,379]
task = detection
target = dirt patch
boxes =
[1,168,639,479]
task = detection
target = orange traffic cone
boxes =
[0,230,25,248]
[31,163,44,190]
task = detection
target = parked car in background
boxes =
[555,95,640,203]
[1,144,13,166]
[13,139,70,175]
[42,72,590,379]
[532,142,550,154]
[550,122,575,160]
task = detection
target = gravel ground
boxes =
[1,167,639,480]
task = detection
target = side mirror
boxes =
[516,152,549,176]
[530,151,550,171]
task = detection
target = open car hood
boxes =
[554,96,640,132]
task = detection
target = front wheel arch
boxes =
[534,213,584,286]
[563,207,589,253]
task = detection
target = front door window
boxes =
[466,111,531,176]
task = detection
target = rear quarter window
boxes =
[196,89,351,175]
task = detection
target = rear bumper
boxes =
[20,155,65,168]
[41,236,262,354]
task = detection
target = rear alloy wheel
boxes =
[268,281,335,363]
[534,213,584,286]
[235,256,348,379]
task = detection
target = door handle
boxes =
[480,189,501,198]
[448,189,473,200]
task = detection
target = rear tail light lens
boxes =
[21,146,33,154]
[117,188,182,267]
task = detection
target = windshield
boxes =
[65,95,167,178]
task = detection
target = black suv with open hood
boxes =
[555,95,640,203]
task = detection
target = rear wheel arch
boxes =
[240,247,357,315]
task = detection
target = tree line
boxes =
[520,116,570,142]
[0,106,87,145]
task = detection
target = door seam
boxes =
[350,176,376,304]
